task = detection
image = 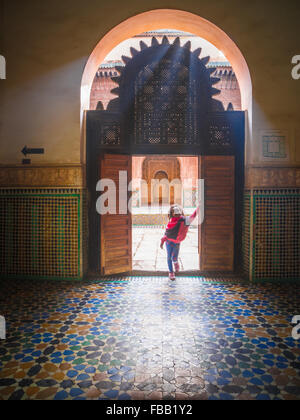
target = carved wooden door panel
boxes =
[199,156,235,271]
[100,154,132,275]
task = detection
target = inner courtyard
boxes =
[131,155,199,272]
[132,227,199,272]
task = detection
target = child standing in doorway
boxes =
[160,204,200,280]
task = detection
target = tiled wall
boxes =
[243,189,300,282]
[242,190,251,278]
[1,187,298,281]
[0,189,85,280]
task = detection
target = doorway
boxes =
[132,155,199,272]
[85,26,245,276]
[94,153,236,276]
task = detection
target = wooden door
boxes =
[199,156,235,272]
[100,154,132,275]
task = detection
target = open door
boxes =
[100,154,132,275]
[199,156,235,272]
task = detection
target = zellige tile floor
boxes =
[0,277,300,400]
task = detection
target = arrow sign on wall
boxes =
[22,146,44,156]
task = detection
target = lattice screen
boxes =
[0,189,82,279]
[100,121,120,145]
[209,123,233,148]
[134,59,198,145]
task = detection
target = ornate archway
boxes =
[81,9,252,162]
[85,12,247,275]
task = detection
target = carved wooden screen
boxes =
[110,37,223,148]
[134,60,197,145]
[206,112,242,155]
[86,111,121,147]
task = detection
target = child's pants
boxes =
[166,241,180,272]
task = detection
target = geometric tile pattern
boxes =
[253,189,300,281]
[242,190,251,278]
[0,277,300,400]
[0,189,82,280]
[243,189,300,282]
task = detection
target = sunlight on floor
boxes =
[132,227,199,271]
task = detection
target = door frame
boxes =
[86,111,245,276]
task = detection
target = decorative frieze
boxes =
[0,166,84,188]
[245,167,300,188]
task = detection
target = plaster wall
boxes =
[0,1,299,173]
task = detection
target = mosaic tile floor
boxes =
[0,277,300,400]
